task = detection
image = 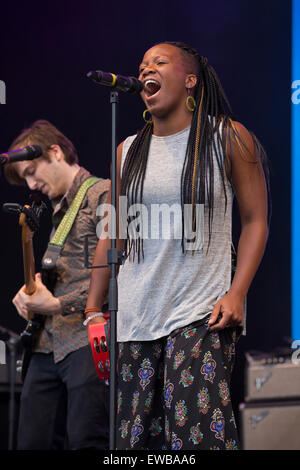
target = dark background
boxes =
[0,0,291,448]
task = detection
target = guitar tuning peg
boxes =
[2,203,22,214]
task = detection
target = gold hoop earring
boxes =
[186,95,196,112]
[143,109,153,124]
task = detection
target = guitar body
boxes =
[19,270,57,380]
[20,314,45,381]
[19,271,56,380]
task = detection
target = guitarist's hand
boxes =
[13,273,62,319]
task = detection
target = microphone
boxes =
[0,145,42,166]
[87,70,143,94]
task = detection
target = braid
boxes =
[121,122,153,260]
[121,41,271,260]
[166,41,234,252]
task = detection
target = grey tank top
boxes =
[117,125,236,342]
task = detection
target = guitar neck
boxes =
[23,238,36,295]
[20,212,36,312]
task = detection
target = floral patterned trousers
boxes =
[116,318,241,450]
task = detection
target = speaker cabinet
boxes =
[240,400,300,450]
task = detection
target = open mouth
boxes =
[143,79,161,97]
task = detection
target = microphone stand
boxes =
[107,90,122,450]
[0,325,21,450]
[84,90,122,450]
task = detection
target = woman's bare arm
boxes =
[85,142,124,322]
[209,122,269,331]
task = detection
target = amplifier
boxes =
[244,350,300,402]
[0,327,22,391]
[0,361,22,392]
[239,401,300,450]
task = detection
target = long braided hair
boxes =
[121,41,271,261]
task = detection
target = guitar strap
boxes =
[41,176,111,382]
[20,177,101,382]
[42,176,100,271]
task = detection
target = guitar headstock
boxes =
[22,196,47,244]
[3,196,47,296]
[3,195,47,234]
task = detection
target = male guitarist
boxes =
[4,119,110,450]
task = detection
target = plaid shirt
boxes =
[34,167,110,363]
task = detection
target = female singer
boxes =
[85,41,270,450]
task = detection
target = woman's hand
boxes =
[208,291,244,331]
[85,313,108,345]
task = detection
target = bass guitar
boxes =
[3,196,46,380]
